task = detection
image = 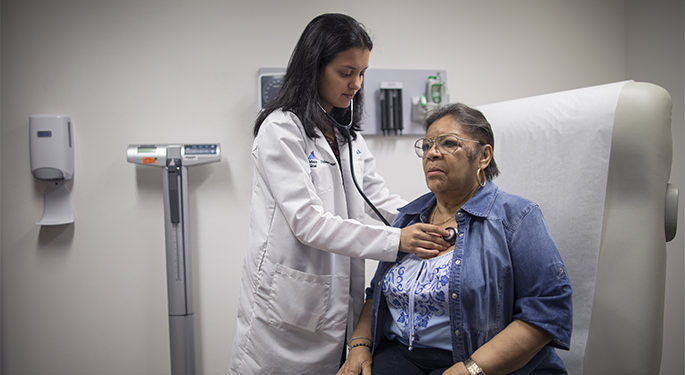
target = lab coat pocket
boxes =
[267,263,331,333]
[309,161,336,196]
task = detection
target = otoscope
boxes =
[322,99,456,244]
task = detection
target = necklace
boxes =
[430,207,456,226]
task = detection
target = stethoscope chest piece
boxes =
[443,227,457,246]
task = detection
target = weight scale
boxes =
[127,143,221,375]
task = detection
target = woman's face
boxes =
[318,47,370,112]
[422,116,491,197]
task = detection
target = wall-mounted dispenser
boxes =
[412,73,447,123]
[29,114,74,225]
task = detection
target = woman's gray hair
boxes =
[425,103,500,180]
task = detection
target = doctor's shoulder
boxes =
[254,110,309,145]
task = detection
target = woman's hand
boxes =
[399,223,449,259]
[337,346,372,375]
[441,362,468,375]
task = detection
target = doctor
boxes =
[229,13,450,374]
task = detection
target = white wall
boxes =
[1,0,682,374]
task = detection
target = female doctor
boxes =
[229,13,450,374]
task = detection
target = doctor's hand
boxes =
[337,346,372,375]
[399,223,450,259]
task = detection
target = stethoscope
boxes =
[319,99,457,246]
[319,99,391,226]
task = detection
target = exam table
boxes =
[477,81,677,375]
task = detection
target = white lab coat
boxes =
[229,110,406,374]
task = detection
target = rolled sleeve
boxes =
[509,205,573,350]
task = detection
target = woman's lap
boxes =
[372,339,452,375]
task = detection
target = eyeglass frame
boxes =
[414,133,484,158]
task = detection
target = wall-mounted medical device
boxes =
[380,82,403,135]
[127,143,220,375]
[29,114,74,225]
[364,69,447,135]
[257,68,447,135]
[412,73,447,123]
[257,68,286,110]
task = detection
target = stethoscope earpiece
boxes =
[443,227,457,246]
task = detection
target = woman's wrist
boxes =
[348,336,372,345]
[463,357,486,375]
[348,342,372,350]
[348,336,372,350]
[349,336,372,342]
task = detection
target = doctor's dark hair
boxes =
[425,103,500,180]
[253,13,372,139]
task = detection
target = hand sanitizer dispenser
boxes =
[29,114,74,225]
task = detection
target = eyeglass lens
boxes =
[415,135,462,157]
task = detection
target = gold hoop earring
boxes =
[476,168,486,187]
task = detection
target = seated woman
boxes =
[338,103,573,375]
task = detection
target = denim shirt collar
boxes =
[397,181,499,221]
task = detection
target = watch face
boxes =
[261,74,284,108]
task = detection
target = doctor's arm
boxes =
[256,116,447,260]
[338,299,374,375]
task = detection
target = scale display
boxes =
[184,144,218,155]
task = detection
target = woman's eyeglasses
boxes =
[414,133,482,158]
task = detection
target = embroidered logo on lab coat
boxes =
[308,151,336,168]
[308,151,318,168]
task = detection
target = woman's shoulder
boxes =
[256,109,306,141]
[493,188,535,207]
[261,109,302,127]
[488,184,540,217]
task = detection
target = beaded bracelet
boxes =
[348,342,372,350]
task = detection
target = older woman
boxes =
[338,103,573,375]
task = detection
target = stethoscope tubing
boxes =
[320,99,392,226]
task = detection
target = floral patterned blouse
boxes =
[383,251,454,350]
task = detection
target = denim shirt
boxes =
[366,182,573,374]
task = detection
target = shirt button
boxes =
[455,259,461,265]
[457,212,463,217]
[455,329,460,336]
[451,293,457,299]
[459,232,464,237]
